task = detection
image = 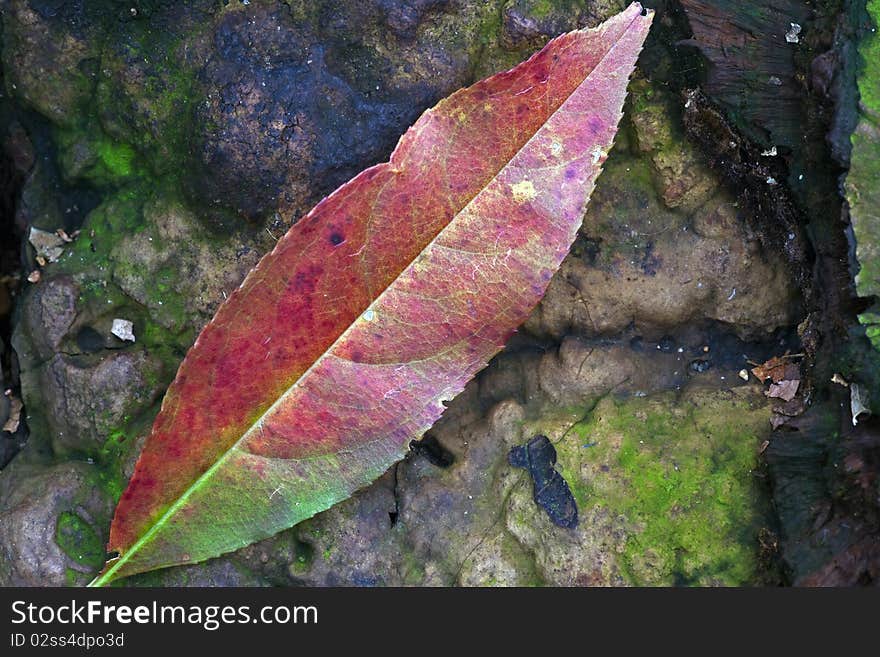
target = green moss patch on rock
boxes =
[53,120,143,188]
[0,461,116,586]
[95,6,207,177]
[55,510,105,570]
[12,177,268,462]
[848,0,880,350]
[513,387,776,586]
[628,78,718,212]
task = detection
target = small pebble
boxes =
[111,318,136,342]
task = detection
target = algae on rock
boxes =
[535,389,774,585]
[847,0,880,350]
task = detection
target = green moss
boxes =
[94,407,162,507]
[64,568,81,586]
[60,183,194,342]
[55,511,105,569]
[529,0,558,19]
[49,182,192,464]
[864,314,880,350]
[858,0,880,114]
[556,390,772,586]
[40,5,203,189]
[97,141,137,178]
[849,0,880,331]
[476,1,504,46]
[96,23,200,177]
[55,121,145,187]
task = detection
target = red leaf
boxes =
[92,3,653,585]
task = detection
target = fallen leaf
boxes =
[91,4,654,585]
[767,379,800,402]
[772,397,806,417]
[750,354,802,383]
[851,383,871,426]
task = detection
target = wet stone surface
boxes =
[1,0,876,586]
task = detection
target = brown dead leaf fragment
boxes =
[772,397,806,417]
[781,363,801,382]
[767,379,799,402]
[750,354,802,383]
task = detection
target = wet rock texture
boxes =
[0,0,873,586]
[0,460,115,586]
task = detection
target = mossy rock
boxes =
[848,0,880,351]
[511,387,776,586]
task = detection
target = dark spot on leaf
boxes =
[508,435,578,528]
[289,265,322,293]
[329,232,344,245]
